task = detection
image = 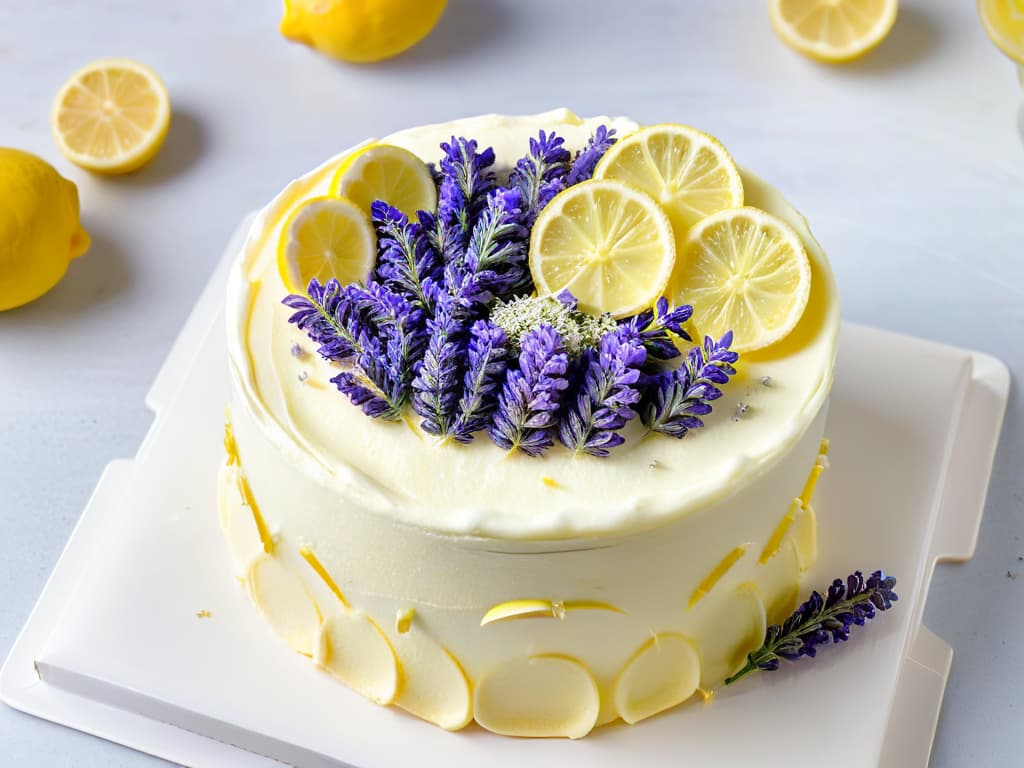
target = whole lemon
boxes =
[0,149,90,311]
[280,0,447,63]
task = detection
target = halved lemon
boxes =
[278,196,376,294]
[331,144,437,220]
[671,207,811,352]
[594,124,743,237]
[51,59,170,175]
[529,179,675,318]
[769,0,898,63]
[978,0,1024,66]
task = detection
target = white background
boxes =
[0,1,1021,765]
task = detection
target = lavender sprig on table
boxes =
[558,326,647,457]
[725,570,899,685]
[642,331,738,438]
[489,325,570,456]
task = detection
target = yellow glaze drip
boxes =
[759,498,802,564]
[299,546,350,609]
[689,544,749,609]
[236,473,274,554]
[224,411,240,466]
[799,464,824,509]
[480,598,624,626]
[819,437,830,456]
[396,608,415,634]
[541,475,561,489]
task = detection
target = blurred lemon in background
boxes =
[0,149,90,311]
[280,0,447,63]
[769,0,898,63]
[52,59,170,175]
[978,0,1024,73]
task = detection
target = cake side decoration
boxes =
[282,125,743,456]
[725,570,899,685]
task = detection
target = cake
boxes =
[220,109,839,738]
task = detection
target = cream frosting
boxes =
[219,110,839,737]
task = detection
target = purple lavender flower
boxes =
[282,278,365,362]
[725,570,899,685]
[411,296,465,435]
[642,331,739,438]
[451,320,509,443]
[431,137,496,261]
[508,130,571,224]
[448,187,530,306]
[371,201,441,311]
[621,297,694,361]
[558,326,647,457]
[567,125,617,186]
[488,325,570,456]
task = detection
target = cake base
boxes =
[1,217,1009,767]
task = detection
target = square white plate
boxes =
[1,217,1010,768]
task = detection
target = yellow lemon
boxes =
[978,0,1024,65]
[769,0,898,63]
[670,207,810,352]
[52,59,170,175]
[278,196,377,294]
[529,180,676,318]
[595,124,744,238]
[0,149,90,311]
[331,144,437,220]
[280,0,447,63]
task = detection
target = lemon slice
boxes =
[331,144,437,220]
[769,0,898,63]
[671,207,811,352]
[51,59,170,175]
[530,179,675,318]
[594,124,743,237]
[278,196,376,294]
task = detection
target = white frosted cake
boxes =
[220,109,839,738]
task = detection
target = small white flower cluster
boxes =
[490,295,617,357]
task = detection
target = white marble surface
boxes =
[0,1,1020,765]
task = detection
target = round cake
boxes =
[220,109,839,737]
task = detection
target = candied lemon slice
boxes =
[671,207,811,352]
[769,0,898,63]
[51,59,170,175]
[529,179,675,318]
[331,143,437,220]
[277,196,376,294]
[594,124,743,236]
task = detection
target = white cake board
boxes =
[1,216,1010,768]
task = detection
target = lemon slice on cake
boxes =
[529,179,675,318]
[594,124,744,237]
[51,59,170,175]
[331,144,437,220]
[670,207,810,352]
[278,196,376,294]
[769,0,898,63]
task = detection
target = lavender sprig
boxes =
[283,278,364,362]
[642,331,739,438]
[451,320,509,443]
[371,202,441,312]
[432,137,496,262]
[567,125,617,186]
[448,187,530,306]
[489,325,570,456]
[330,329,406,420]
[725,570,899,685]
[508,130,571,224]
[411,296,465,435]
[622,297,694,361]
[558,326,647,457]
